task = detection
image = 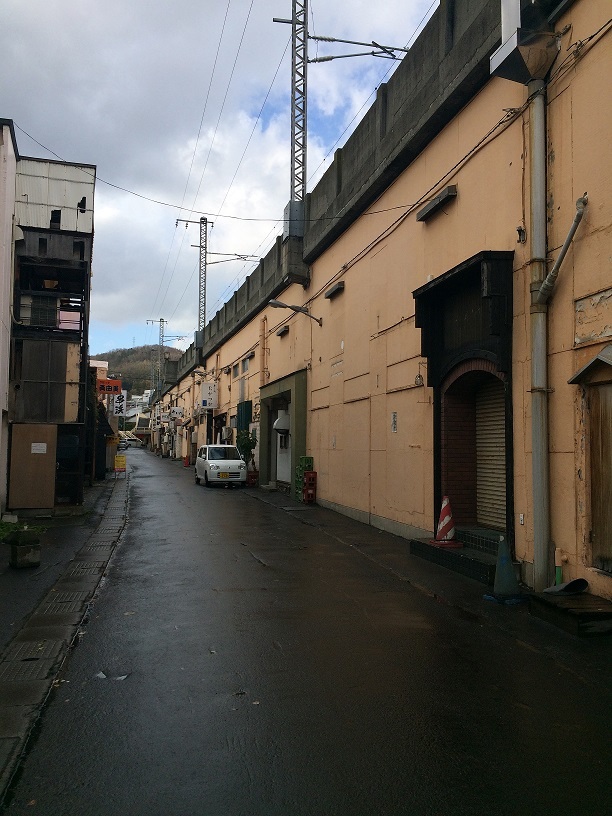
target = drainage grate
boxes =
[66,564,105,576]
[41,601,85,614]
[82,544,114,552]
[0,660,57,681]
[4,640,63,662]
[45,591,89,603]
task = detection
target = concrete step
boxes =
[529,592,612,637]
[410,538,497,586]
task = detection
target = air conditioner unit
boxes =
[20,295,59,327]
[221,426,233,441]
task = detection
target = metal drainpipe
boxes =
[260,317,267,387]
[537,196,588,305]
[529,78,552,592]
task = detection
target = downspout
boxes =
[259,317,268,387]
[489,0,561,591]
[531,188,588,591]
[537,195,588,304]
[528,78,551,592]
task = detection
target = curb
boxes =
[0,474,130,808]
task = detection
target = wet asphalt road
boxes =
[3,449,612,816]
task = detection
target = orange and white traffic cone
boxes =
[430,496,463,548]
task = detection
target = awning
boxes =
[568,344,612,384]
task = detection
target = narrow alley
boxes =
[3,448,611,816]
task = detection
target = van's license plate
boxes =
[219,472,229,478]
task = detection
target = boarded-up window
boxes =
[13,339,81,423]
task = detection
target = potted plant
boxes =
[1,521,45,568]
[236,429,259,485]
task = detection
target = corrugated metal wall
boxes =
[15,159,95,233]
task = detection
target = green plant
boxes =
[236,429,258,471]
[0,521,47,542]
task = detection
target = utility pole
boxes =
[147,318,185,394]
[274,1,308,238]
[274,2,409,236]
[177,217,209,332]
[147,318,166,393]
[178,217,257,331]
[290,0,308,206]
[198,217,208,332]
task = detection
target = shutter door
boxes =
[476,378,506,529]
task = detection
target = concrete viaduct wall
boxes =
[174,0,563,385]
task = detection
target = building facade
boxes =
[156,0,612,599]
[0,124,96,512]
[0,121,19,513]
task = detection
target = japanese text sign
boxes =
[97,378,122,394]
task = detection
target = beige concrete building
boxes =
[0,121,19,514]
[158,0,611,599]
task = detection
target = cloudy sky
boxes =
[1,0,438,355]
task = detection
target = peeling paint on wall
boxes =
[575,288,612,344]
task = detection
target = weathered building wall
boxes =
[164,0,612,597]
[0,121,18,512]
[543,0,612,597]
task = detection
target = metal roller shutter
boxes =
[476,378,506,529]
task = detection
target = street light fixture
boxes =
[268,299,322,326]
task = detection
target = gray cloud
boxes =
[1,0,437,353]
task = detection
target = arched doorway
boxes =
[440,365,508,534]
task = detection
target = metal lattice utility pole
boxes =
[291,0,308,203]
[176,217,210,331]
[147,318,166,392]
[198,217,208,331]
[276,3,410,229]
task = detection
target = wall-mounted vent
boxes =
[416,186,457,222]
[325,281,345,300]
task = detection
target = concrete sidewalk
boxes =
[0,474,129,805]
[245,487,612,671]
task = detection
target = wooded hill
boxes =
[91,345,183,397]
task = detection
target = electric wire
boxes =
[146,0,232,339]
[188,0,255,216]
[166,34,291,326]
[192,1,440,322]
[159,1,255,324]
[13,12,609,352]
